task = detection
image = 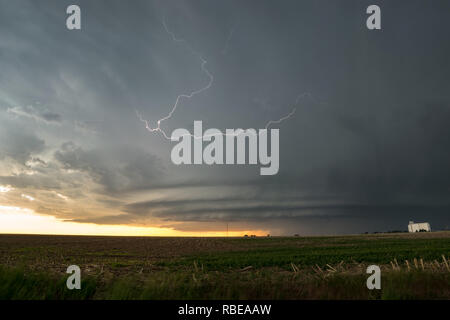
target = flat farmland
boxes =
[0,232,449,299]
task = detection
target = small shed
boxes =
[408,221,431,232]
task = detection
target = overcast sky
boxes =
[0,0,449,235]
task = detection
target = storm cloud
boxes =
[0,0,449,235]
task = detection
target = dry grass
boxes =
[0,233,449,299]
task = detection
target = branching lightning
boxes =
[136,17,214,140]
[137,17,310,141]
[263,92,326,130]
[222,23,238,55]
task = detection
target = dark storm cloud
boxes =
[1,0,450,234]
[7,105,62,124]
[53,142,166,194]
[69,214,138,225]
[0,173,63,190]
[0,122,46,165]
[41,112,62,123]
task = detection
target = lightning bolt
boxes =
[222,23,238,55]
[263,92,327,130]
[137,18,315,141]
[136,17,214,140]
[264,107,297,130]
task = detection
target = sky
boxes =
[0,0,449,236]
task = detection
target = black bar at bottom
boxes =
[1,300,447,318]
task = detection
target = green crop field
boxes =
[0,232,449,299]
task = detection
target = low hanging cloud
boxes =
[54,142,167,195]
[0,126,46,165]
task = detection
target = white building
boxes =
[408,221,431,233]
